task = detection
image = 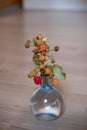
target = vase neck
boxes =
[41,76,53,89]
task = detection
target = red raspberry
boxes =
[33,76,42,84]
[39,44,46,51]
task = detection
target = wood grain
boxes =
[0,10,87,130]
[8,126,30,130]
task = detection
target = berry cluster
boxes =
[25,34,65,87]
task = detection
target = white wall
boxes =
[23,0,87,11]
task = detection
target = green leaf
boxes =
[49,65,53,72]
[53,64,63,71]
[53,64,66,80]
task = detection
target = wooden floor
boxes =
[0,10,87,130]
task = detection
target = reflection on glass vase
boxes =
[30,76,64,121]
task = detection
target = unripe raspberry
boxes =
[44,56,49,61]
[44,68,51,76]
[28,69,37,78]
[52,78,59,87]
[33,55,39,62]
[25,42,30,48]
[34,39,40,47]
[54,46,59,52]
[39,55,45,62]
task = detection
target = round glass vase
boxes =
[30,76,64,121]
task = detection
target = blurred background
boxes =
[0,0,87,12]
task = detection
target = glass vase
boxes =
[30,76,64,121]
